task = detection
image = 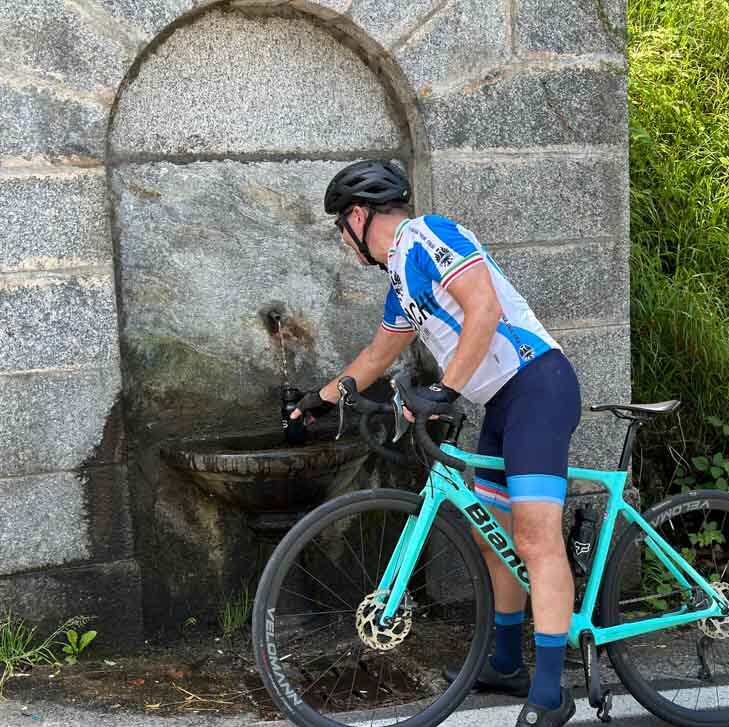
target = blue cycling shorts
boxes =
[473,349,581,512]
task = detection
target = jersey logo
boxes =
[434,247,454,270]
[404,291,439,330]
[390,271,404,299]
[519,344,535,361]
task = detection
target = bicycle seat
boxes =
[590,400,681,417]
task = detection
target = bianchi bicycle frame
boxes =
[374,445,729,648]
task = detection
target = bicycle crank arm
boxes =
[580,631,613,723]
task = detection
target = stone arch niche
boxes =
[107,2,430,632]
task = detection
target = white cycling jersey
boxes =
[382,215,561,404]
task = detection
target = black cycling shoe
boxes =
[443,659,530,697]
[515,688,576,727]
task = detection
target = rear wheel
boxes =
[601,490,729,726]
[252,489,493,727]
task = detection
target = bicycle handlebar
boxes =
[337,375,467,472]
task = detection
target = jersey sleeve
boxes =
[420,215,486,290]
[381,286,416,334]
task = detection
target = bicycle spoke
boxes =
[310,535,372,597]
[293,561,357,610]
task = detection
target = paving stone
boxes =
[0,559,144,645]
[422,66,627,149]
[0,83,108,159]
[571,410,629,470]
[556,325,631,407]
[0,171,111,272]
[0,272,118,372]
[347,0,444,49]
[432,154,628,244]
[0,367,122,477]
[517,0,627,55]
[491,238,629,325]
[394,0,509,92]
[0,472,90,575]
[109,8,405,157]
[0,0,140,92]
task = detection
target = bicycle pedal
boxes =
[597,690,612,723]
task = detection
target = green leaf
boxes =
[693,456,710,472]
[62,645,73,655]
[711,466,724,478]
[717,478,728,491]
[79,631,97,651]
[713,453,725,466]
[64,655,77,665]
[723,424,729,436]
[707,416,722,427]
[66,630,78,648]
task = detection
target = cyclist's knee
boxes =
[512,504,564,562]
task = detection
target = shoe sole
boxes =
[470,682,530,698]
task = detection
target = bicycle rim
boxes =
[252,489,492,727]
[601,490,729,726]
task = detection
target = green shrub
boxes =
[629,0,729,494]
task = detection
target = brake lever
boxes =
[336,396,346,440]
[390,387,410,443]
[336,380,353,441]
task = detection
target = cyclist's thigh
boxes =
[473,404,512,519]
[502,350,581,507]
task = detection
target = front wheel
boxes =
[252,489,493,727]
[601,490,729,726]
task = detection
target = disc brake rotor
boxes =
[699,582,729,639]
[356,590,413,651]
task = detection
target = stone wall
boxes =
[0,0,629,639]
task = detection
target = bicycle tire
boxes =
[252,489,493,727]
[600,490,729,726]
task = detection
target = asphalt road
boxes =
[0,688,674,727]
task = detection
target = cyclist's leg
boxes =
[473,406,528,679]
[501,350,581,716]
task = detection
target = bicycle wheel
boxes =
[601,490,729,726]
[252,489,493,727]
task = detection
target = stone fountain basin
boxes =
[161,430,369,511]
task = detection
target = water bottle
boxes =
[568,506,599,577]
[281,386,307,445]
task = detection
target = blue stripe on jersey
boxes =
[406,244,462,334]
[423,215,479,257]
[382,285,412,328]
[496,321,551,368]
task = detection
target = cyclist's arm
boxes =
[440,265,502,392]
[318,325,417,403]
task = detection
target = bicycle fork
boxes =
[375,492,444,626]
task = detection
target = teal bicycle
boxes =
[253,373,729,727]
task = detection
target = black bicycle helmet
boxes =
[324,160,411,215]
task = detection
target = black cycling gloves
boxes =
[295,390,336,421]
[294,382,458,425]
[413,382,460,405]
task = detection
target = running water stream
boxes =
[270,312,307,444]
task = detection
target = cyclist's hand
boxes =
[402,382,460,423]
[291,390,337,425]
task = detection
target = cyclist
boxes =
[291,160,581,727]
